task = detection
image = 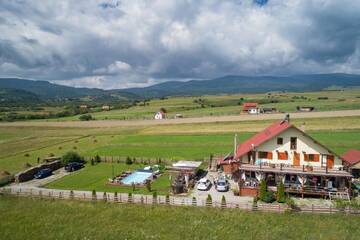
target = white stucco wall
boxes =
[242,127,343,169]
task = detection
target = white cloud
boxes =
[0,0,359,89]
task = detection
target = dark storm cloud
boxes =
[0,0,359,89]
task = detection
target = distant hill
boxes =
[118,73,360,98]
[1,73,360,102]
[0,78,139,101]
[0,88,42,106]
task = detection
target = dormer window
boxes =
[277,137,283,145]
[290,137,297,150]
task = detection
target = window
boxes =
[277,137,283,145]
[304,153,320,162]
[290,137,297,150]
[277,151,288,160]
[258,151,273,159]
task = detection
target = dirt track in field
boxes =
[1,109,360,128]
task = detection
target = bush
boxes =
[232,188,239,196]
[128,192,133,203]
[126,156,133,165]
[192,196,197,206]
[62,151,84,165]
[263,191,275,203]
[165,194,170,205]
[103,192,107,202]
[206,194,212,206]
[152,191,158,204]
[146,180,152,192]
[253,196,258,208]
[69,190,74,200]
[221,195,226,207]
[92,190,97,201]
[259,179,267,201]
[95,155,101,163]
[276,182,286,203]
[286,198,296,209]
[79,114,93,121]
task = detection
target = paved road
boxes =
[1,109,360,128]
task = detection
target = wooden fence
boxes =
[84,156,207,166]
[1,187,360,214]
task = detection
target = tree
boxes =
[277,181,286,203]
[126,156,133,165]
[221,195,226,208]
[62,151,84,165]
[145,180,151,192]
[259,179,267,202]
[79,114,93,121]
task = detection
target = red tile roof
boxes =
[235,120,292,159]
[341,149,360,166]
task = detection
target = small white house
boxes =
[154,111,165,120]
[248,108,260,114]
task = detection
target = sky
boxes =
[0,0,360,89]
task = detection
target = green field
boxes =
[47,89,360,121]
[1,120,360,174]
[0,196,359,240]
[46,163,171,195]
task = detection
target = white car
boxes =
[197,178,211,191]
[216,179,230,192]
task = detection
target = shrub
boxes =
[114,192,118,202]
[69,190,74,200]
[24,153,30,157]
[165,194,170,205]
[152,191,158,204]
[276,182,286,203]
[128,192,133,203]
[95,155,101,163]
[103,192,107,202]
[62,151,84,165]
[79,114,93,121]
[221,195,226,207]
[263,191,275,203]
[192,196,197,206]
[286,198,296,210]
[252,196,258,208]
[206,194,212,206]
[92,190,97,201]
[232,188,239,196]
[126,156,133,165]
[259,179,267,201]
[146,180,152,192]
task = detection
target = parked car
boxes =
[216,179,230,192]
[197,178,211,191]
[34,168,52,179]
[64,162,84,172]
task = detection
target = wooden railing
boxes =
[1,187,359,215]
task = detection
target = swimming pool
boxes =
[121,170,153,185]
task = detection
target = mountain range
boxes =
[1,73,360,103]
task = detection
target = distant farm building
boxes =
[102,105,110,111]
[261,107,277,114]
[297,106,315,112]
[342,149,360,178]
[242,102,260,114]
[154,111,166,120]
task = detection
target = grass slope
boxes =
[0,196,359,240]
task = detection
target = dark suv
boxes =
[34,168,52,179]
[64,162,84,172]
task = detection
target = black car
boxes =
[34,168,52,179]
[64,162,84,172]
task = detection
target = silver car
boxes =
[216,179,229,192]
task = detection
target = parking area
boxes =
[190,171,253,204]
[12,168,70,188]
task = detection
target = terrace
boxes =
[238,162,352,198]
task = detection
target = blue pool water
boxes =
[121,171,152,185]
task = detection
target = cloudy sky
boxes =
[0,0,360,89]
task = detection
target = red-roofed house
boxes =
[342,150,360,177]
[242,102,259,114]
[219,115,352,198]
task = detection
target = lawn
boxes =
[46,163,172,195]
[1,126,360,174]
[0,196,359,240]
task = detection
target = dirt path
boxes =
[1,109,360,128]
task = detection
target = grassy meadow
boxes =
[0,196,359,240]
[1,116,360,174]
[43,89,360,121]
